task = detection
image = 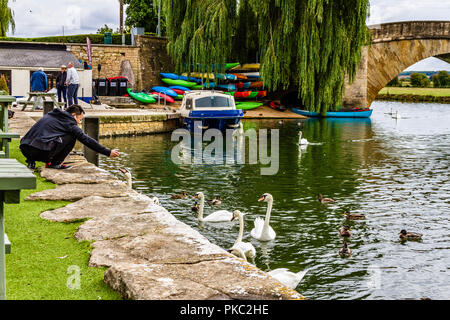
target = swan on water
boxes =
[193,192,233,222]
[251,193,276,241]
[298,131,309,145]
[229,210,256,259]
[268,268,308,289]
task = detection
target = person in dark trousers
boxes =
[56,65,68,108]
[20,105,120,170]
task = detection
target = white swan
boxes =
[251,193,276,241]
[193,192,233,222]
[393,110,401,119]
[298,131,309,145]
[230,210,256,259]
[119,168,132,189]
[268,268,308,289]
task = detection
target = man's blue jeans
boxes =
[67,83,79,107]
[57,86,67,108]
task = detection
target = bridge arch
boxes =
[343,21,450,108]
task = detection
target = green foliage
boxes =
[432,70,450,88]
[386,76,400,87]
[410,72,431,87]
[162,0,370,114]
[124,0,160,33]
[0,73,8,94]
[97,24,114,34]
[0,34,132,45]
[0,0,14,37]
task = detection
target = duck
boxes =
[344,210,365,220]
[298,131,309,145]
[150,196,160,206]
[268,268,309,290]
[399,229,422,241]
[171,191,188,199]
[207,196,222,206]
[230,210,256,259]
[191,202,200,212]
[193,192,233,222]
[338,225,352,237]
[317,193,335,204]
[339,242,352,257]
[251,193,276,241]
[119,168,132,189]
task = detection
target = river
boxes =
[98,101,450,300]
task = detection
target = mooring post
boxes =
[83,117,100,166]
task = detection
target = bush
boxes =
[433,71,450,88]
[0,74,9,94]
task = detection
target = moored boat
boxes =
[179,90,244,132]
[292,107,373,118]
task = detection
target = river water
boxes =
[99,101,450,300]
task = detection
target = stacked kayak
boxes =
[127,88,156,104]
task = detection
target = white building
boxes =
[0,41,92,100]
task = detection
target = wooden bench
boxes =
[0,158,36,300]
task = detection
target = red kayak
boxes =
[172,88,185,95]
[151,92,175,103]
[269,101,287,111]
[257,90,267,98]
[233,91,252,98]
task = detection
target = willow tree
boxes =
[0,0,15,37]
[163,0,370,114]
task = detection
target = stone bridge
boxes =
[343,21,450,108]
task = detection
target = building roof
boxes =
[0,42,83,69]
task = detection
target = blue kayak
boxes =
[292,108,373,118]
[160,73,179,80]
[178,75,202,83]
[169,85,191,92]
[152,86,178,98]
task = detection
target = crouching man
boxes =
[20,104,119,170]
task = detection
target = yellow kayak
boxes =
[230,63,260,71]
[182,72,215,80]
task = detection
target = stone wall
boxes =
[94,114,180,137]
[69,35,173,92]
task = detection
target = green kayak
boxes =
[161,78,197,88]
[127,88,156,104]
[192,84,203,90]
[175,94,184,100]
[235,101,263,110]
[225,62,240,70]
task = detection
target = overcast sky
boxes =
[6,0,450,70]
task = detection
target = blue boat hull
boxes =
[183,110,244,132]
[292,108,373,118]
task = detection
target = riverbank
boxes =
[376,87,450,103]
[6,110,304,300]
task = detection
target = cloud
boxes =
[7,0,124,37]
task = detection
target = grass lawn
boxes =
[378,87,450,97]
[4,140,121,300]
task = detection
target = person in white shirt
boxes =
[65,62,80,107]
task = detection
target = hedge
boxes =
[0,34,133,45]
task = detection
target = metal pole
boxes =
[157,0,161,37]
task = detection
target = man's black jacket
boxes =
[56,71,67,88]
[20,108,111,156]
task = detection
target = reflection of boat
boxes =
[292,107,373,118]
[179,90,244,132]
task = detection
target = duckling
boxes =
[339,242,352,257]
[207,196,222,206]
[317,193,335,204]
[344,210,365,220]
[191,202,200,212]
[399,229,422,241]
[338,225,352,237]
[171,191,188,199]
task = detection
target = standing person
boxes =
[65,62,80,107]
[30,67,48,109]
[56,65,68,109]
[20,104,120,170]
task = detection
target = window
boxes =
[30,70,60,91]
[194,96,233,108]
[186,98,193,109]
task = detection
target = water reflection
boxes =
[99,101,450,300]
